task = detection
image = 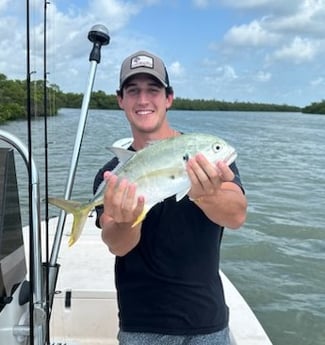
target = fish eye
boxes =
[183,153,189,162]
[213,143,222,152]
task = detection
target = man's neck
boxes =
[132,127,180,150]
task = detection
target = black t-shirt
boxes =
[93,150,244,335]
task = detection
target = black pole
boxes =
[43,2,51,343]
[26,0,34,344]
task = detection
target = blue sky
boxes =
[1,0,325,107]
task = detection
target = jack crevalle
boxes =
[48,133,237,246]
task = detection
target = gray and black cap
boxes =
[119,50,170,89]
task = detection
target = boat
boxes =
[41,215,273,345]
[0,134,273,345]
[0,14,273,345]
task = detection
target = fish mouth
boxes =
[224,150,237,165]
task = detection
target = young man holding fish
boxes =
[94,51,247,345]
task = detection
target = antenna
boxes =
[88,24,110,63]
[49,24,110,268]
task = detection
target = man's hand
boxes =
[102,171,145,225]
[186,153,247,228]
[186,153,234,201]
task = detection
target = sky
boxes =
[1,0,325,107]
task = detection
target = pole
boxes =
[49,24,110,270]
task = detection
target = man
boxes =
[93,50,247,345]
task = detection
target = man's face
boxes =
[117,74,173,134]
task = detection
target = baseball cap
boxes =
[119,51,170,89]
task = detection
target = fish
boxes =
[48,133,237,246]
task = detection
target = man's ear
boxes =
[166,93,174,110]
[116,94,124,109]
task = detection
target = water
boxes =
[1,109,325,345]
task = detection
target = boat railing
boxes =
[0,129,45,345]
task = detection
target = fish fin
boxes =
[176,187,190,202]
[131,207,149,227]
[47,197,82,213]
[107,146,135,164]
[48,197,93,246]
[68,210,90,246]
[112,137,133,149]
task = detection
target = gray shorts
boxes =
[117,327,230,345]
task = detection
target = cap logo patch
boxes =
[131,55,154,69]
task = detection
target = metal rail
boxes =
[0,129,45,345]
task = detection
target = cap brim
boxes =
[120,68,168,89]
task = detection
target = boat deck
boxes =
[24,214,272,345]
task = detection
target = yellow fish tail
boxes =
[47,197,93,246]
[131,207,149,228]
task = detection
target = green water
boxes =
[1,109,324,345]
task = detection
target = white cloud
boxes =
[90,0,141,30]
[266,0,325,37]
[224,20,279,47]
[256,70,272,82]
[169,61,185,77]
[0,0,9,11]
[199,64,238,98]
[192,0,210,8]
[0,0,160,92]
[272,36,319,63]
[310,76,325,86]
[219,0,301,14]
[216,65,238,80]
[221,0,274,8]
[1,0,324,106]
[193,0,293,12]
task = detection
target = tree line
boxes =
[0,73,323,124]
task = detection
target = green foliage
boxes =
[3,72,325,124]
[171,98,301,112]
[90,90,119,109]
[57,90,119,109]
[0,73,61,123]
[0,103,25,123]
[302,100,325,114]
